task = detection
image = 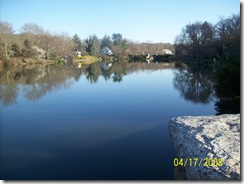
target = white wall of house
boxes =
[162,49,173,55]
[101,47,113,55]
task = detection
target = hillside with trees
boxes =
[0,13,240,114]
[0,22,174,67]
[0,13,240,67]
[174,14,240,63]
[174,13,240,114]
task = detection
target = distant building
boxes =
[101,63,112,70]
[162,49,173,55]
[101,47,113,55]
[76,51,82,59]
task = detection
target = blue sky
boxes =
[0,0,240,43]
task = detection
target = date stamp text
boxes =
[173,158,223,167]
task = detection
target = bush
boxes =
[128,55,146,62]
[21,48,36,58]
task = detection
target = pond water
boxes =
[0,62,217,180]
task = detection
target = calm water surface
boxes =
[0,62,217,180]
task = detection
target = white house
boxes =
[162,49,173,55]
[76,51,81,56]
[101,63,112,70]
[101,47,113,55]
[75,51,82,59]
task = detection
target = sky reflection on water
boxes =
[0,63,217,179]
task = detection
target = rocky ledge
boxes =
[168,114,240,180]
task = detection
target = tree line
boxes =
[0,22,173,63]
[0,22,75,61]
[174,13,240,114]
[0,12,240,63]
[72,33,173,58]
[174,13,240,62]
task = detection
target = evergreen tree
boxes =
[72,34,82,51]
[101,35,112,48]
[85,35,101,57]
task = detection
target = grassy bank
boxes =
[74,55,100,65]
[0,55,101,70]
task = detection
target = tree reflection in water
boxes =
[213,60,240,115]
[0,62,238,116]
[112,72,124,82]
[102,67,113,81]
[0,70,18,105]
[0,62,180,106]
[173,65,215,104]
[0,64,80,105]
[86,63,101,83]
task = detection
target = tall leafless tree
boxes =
[0,21,14,59]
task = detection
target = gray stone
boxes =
[168,114,240,180]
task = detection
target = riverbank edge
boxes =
[0,55,101,68]
[168,114,240,180]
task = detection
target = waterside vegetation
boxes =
[0,13,239,65]
[0,13,240,114]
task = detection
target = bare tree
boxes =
[215,17,228,44]
[226,14,240,41]
[175,21,214,61]
[21,23,44,47]
[57,32,75,58]
[39,31,59,60]
[21,22,44,35]
[0,21,14,59]
[215,14,240,60]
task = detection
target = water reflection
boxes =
[215,97,240,115]
[112,72,124,82]
[2,61,232,113]
[0,62,218,180]
[0,65,78,105]
[0,71,18,105]
[213,60,240,115]
[0,62,174,106]
[173,65,215,104]
[86,63,101,83]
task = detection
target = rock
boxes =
[168,114,240,180]
[174,166,187,180]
